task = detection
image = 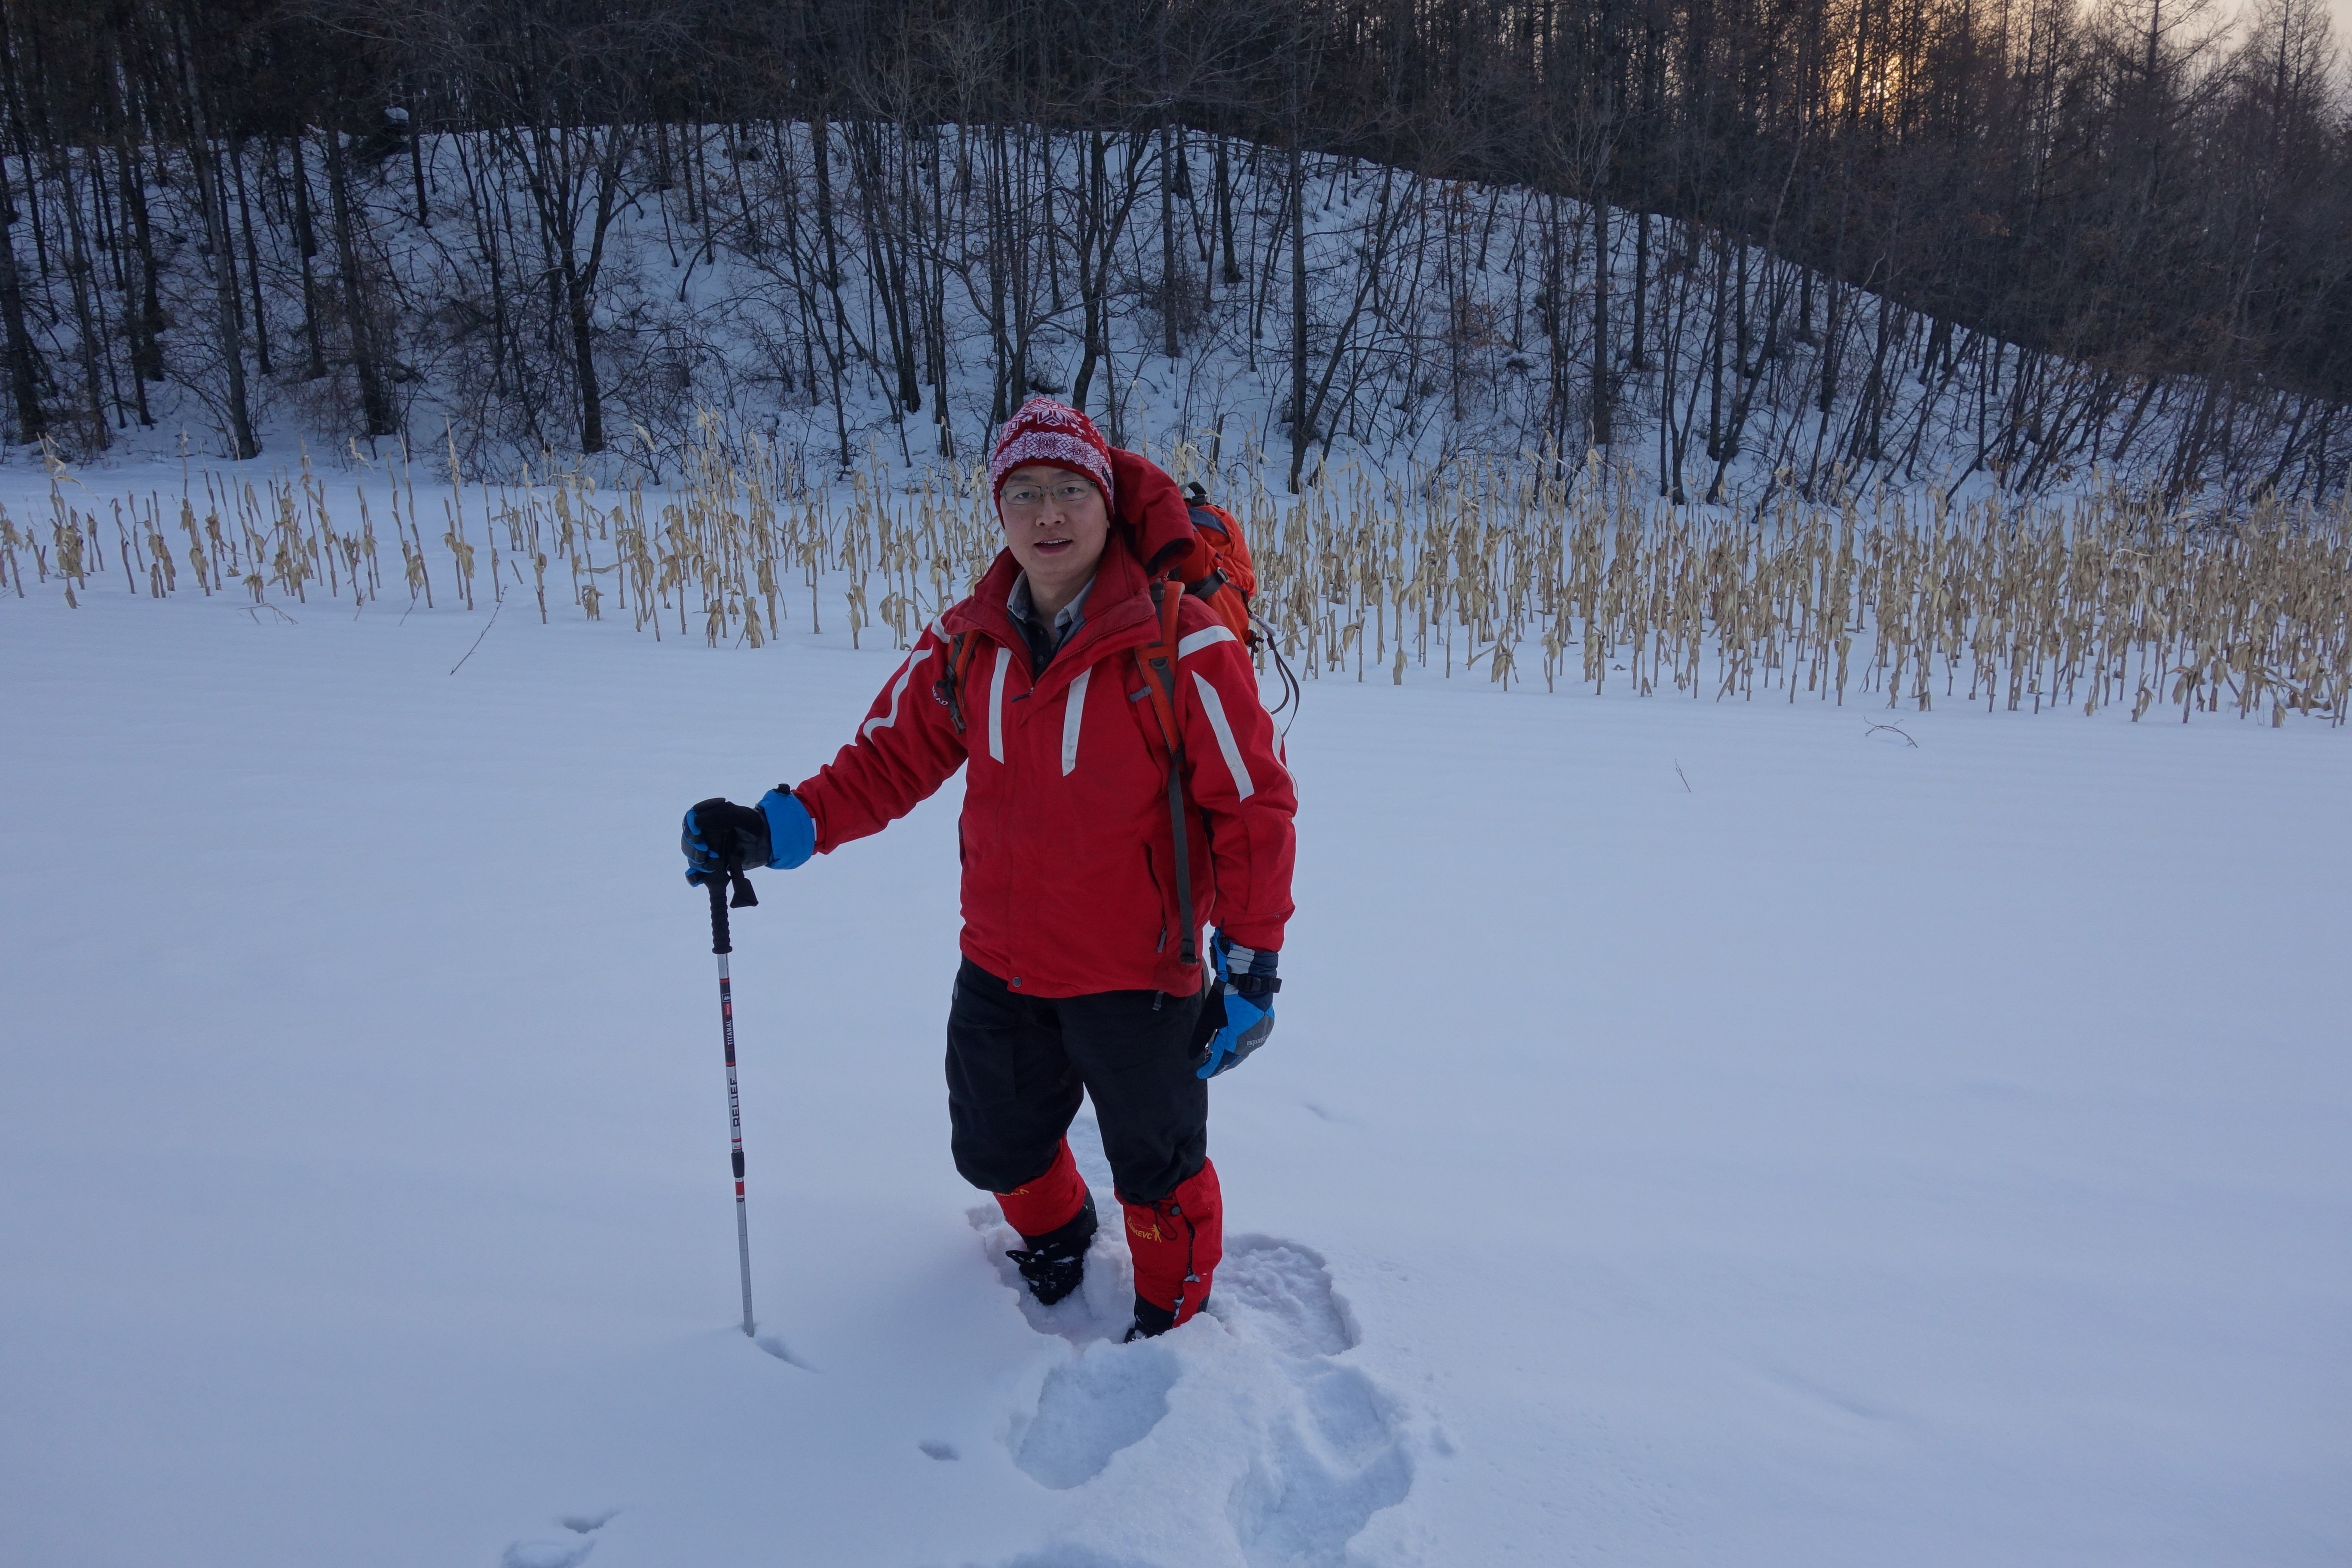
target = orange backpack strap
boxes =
[1134,581,1198,967]
[931,630,984,736]
[1136,581,1185,744]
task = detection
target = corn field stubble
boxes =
[5,421,2347,730]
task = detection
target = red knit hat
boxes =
[989,398,1116,509]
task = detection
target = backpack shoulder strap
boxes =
[1134,580,1198,967]
[931,629,983,736]
[1135,581,1184,735]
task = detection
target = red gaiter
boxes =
[993,1139,1089,1240]
[1121,1159,1223,1325]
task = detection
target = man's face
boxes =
[998,464,1111,600]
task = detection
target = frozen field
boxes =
[3,566,2347,1567]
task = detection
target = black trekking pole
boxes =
[695,862,761,1337]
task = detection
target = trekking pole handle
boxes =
[695,863,757,956]
[707,874,734,955]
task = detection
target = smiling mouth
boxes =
[1034,536,1073,553]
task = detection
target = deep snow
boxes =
[3,524,2349,1566]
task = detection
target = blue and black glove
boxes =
[682,788,816,885]
[1197,931,1280,1079]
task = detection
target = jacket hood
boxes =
[1106,446,1217,580]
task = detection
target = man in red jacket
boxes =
[682,399,1296,1339]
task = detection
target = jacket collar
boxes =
[946,538,1161,690]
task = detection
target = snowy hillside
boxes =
[8,123,2340,511]
[4,531,2348,1565]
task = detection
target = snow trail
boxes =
[972,1117,1418,1560]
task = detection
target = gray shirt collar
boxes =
[1007,571,1094,651]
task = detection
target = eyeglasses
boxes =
[1001,481,1097,512]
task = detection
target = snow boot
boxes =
[1124,1296,1181,1341]
[996,1140,1096,1306]
[1120,1159,1223,1332]
[1004,1190,1098,1307]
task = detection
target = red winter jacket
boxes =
[792,537,1297,999]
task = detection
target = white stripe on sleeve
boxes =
[987,645,1008,763]
[1191,671,1256,800]
[1177,625,1237,659]
[1060,667,1092,775]
[861,648,933,741]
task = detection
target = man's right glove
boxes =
[1197,932,1279,1079]
[681,788,815,881]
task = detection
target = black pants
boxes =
[945,959,1208,1204]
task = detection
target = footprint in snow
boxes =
[969,1126,1415,1560]
[500,1510,616,1568]
[501,1545,594,1568]
[1207,1235,1360,1360]
[972,1212,1415,1564]
[557,1510,620,1534]
[1208,1240,1410,1565]
[1228,1360,1414,1568]
[1011,1338,1182,1489]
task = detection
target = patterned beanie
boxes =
[988,398,1116,510]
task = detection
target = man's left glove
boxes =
[682,788,816,882]
[1197,931,1280,1079]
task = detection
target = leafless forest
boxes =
[3,0,2348,505]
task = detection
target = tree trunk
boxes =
[116,135,163,409]
[0,160,44,441]
[290,132,327,379]
[1288,132,1308,493]
[1591,186,1611,449]
[198,139,258,458]
[1630,210,1648,368]
[873,130,920,413]
[1546,198,1568,452]
[407,99,429,225]
[164,14,261,463]
[566,263,603,453]
[1161,119,1179,360]
[811,116,852,373]
[1216,135,1240,285]
[231,137,271,377]
[986,124,1012,425]
[55,146,111,447]
[1071,132,1109,416]
[324,123,397,437]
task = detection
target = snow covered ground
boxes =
[4,536,2349,1566]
